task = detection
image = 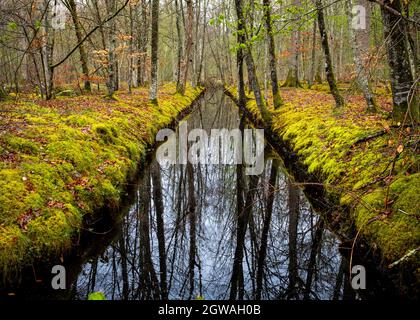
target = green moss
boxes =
[392,174,420,216]
[65,114,96,127]
[354,187,420,262]
[93,124,119,144]
[1,135,39,154]
[88,292,106,300]
[0,169,27,223]
[0,83,203,279]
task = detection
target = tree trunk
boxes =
[42,0,54,100]
[283,0,301,88]
[308,19,317,87]
[303,218,324,299]
[67,0,91,92]
[346,0,377,112]
[118,230,129,299]
[187,162,196,299]
[230,172,260,300]
[235,0,247,109]
[314,52,323,84]
[175,0,183,91]
[332,257,345,300]
[255,159,279,299]
[287,178,299,299]
[177,0,193,95]
[150,0,159,103]
[234,0,271,125]
[128,3,135,93]
[92,0,107,50]
[381,0,419,122]
[105,0,116,97]
[138,171,160,299]
[196,0,207,86]
[263,0,283,109]
[151,163,168,300]
[137,0,149,87]
[315,0,344,109]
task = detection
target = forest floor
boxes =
[0,83,203,279]
[230,85,419,276]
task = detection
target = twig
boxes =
[388,247,420,269]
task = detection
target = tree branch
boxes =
[50,0,130,70]
[369,0,420,27]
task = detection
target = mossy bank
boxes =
[226,86,419,295]
[0,84,203,280]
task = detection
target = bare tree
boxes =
[66,0,91,92]
[105,0,117,97]
[255,160,279,299]
[150,0,159,103]
[234,0,271,125]
[263,0,283,109]
[346,0,377,112]
[177,0,194,94]
[380,0,419,121]
[286,178,299,299]
[283,0,302,88]
[187,162,197,299]
[151,163,168,299]
[315,0,345,109]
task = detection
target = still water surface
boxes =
[67,89,352,300]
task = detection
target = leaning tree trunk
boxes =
[381,0,419,122]
[346,0,377,112]
[149,0,159,103]
[67,0,91,92]
[255,159,279,299]
[315,0,344,109]
[234,0,271,125]
[263,0,283,109]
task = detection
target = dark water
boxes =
[70,90,352,300]
[2,89,360,300]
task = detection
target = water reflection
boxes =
[72,90,350,300]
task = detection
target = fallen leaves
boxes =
[16,208,40,231]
